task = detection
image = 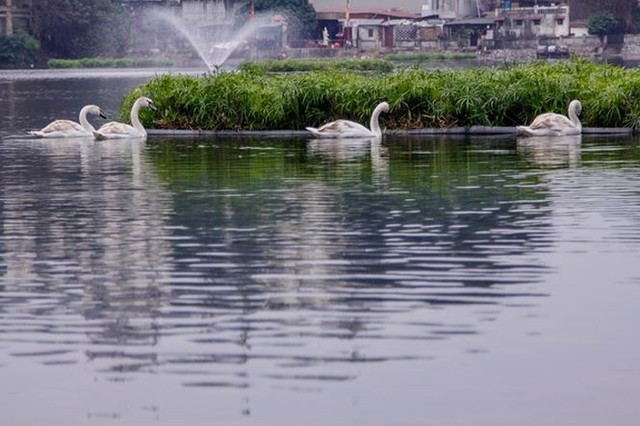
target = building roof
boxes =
[444,17,495,27]
[316,8,420,20]
[346,18,386,26]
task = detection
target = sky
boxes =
[308,0,426,13]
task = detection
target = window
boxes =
[556,18,564,25]
[533,19,541,25]
[515,19,523,26]
[368,29,374,37]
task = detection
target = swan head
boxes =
[379,102,390,113]
[138,97,157,112]
[569,100,582,115]
[84,104,107,119]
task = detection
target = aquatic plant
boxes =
[122,58,640,131]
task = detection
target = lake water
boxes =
[1,69,640,425]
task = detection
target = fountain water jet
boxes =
[149,10,261,72]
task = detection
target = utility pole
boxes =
[6,0,14,35]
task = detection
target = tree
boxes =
[0,31,40,68]
[32,0,131,58]
[588,13,620,43]
[571,0,637,33]
[236,0,317,44]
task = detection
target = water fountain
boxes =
[149,10,263,73]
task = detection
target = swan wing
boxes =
[528,113,575,131]
[306,119,372,138]
[30,119,91,138]
[94,121,143,139]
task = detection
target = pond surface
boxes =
[1,70,640,425]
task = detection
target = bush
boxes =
[0,32,40,68]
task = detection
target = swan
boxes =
[516,100,582,137]
[306,101,390,138]
[30,104,106,138]
[93,97,156,140]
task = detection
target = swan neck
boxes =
[369,104,384,137]
[568,104,581,128]
[130,100,146,136]
[78,106,94,131]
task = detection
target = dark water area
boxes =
[1,70,640,425]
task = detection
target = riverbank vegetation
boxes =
[238,58,394,73]
[384,52,477,61]
[123,59,640,132]
[48,57,173,69]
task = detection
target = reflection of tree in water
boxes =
[0,138,174,355]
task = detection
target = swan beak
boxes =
[148,102,157,112]
[99,110,107,119]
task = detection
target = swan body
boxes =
[306,101,390,138]
[93,97,156,140]
[30,104,106,138]
[516,100,582,137]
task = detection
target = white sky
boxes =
[309,0,426,13]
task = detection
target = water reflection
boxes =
[3,88,640,424]
[517,134,582,168]
[0,137,173,353]
[307,137,390,185]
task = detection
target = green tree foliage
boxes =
[0,32,40,68]
[32,0,130,58]
[236,0,317,44]
[588,13,619,41]
[574,0,637,32]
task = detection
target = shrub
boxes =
[0,32,40,68]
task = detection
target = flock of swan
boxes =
[30,97,157,140]
[30,96,582,140]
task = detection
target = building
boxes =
[0,0,33,36]
[421,0,479,20]
[492,4,571,40]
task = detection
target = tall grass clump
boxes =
[124,59,640,132]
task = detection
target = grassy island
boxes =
[122,59,640,132]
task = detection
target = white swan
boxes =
[93,97,156,140]
[306,101,390,138]
[30,104,106,138]
[516,100,582,137]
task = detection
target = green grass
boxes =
[238,58,395,73]
[121,59,640,131]
[48,57,174,69]
[385,52,477,61]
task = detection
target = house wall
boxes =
[355,25,382,49]
[422,0,477,19]
[493,5,570,40]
